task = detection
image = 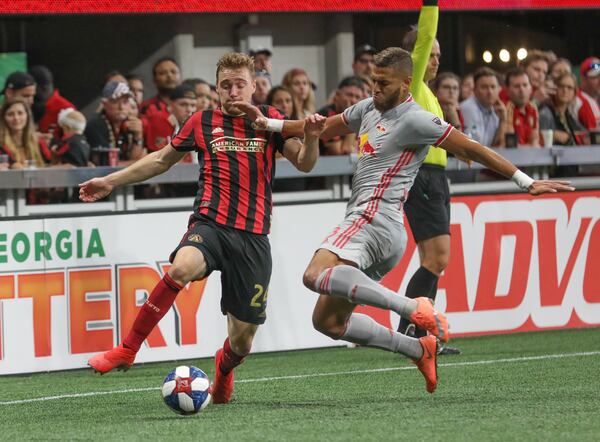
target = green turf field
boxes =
[0,328,598,441]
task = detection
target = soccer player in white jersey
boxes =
[236,47,573,393]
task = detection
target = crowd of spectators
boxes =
[0,40,598,186]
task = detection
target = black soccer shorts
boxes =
[170,216,272,325]
[405,165,451,243]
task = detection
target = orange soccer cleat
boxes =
[410,297,449,343]
[210,348,235,404]
[414,335,439,393]
[88,344,136,375]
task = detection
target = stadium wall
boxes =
[0,191,599,374]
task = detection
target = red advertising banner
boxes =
[358,190,600,337]
[0,0,597,14]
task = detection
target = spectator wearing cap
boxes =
[144,84,197,152]
[352,44,376,80]
[0,97,51,169]
[183,78,212,111]
[460,67,506,147]
[50,109,90,167]
[504,68,539,147]
[2,72,36,107]
[249,48,272,74]
[126,74,145,106]
[139,57,181,118]
[85,81,144,164]
[316,76,364,155]
[577,57,600,129]
[282,68,316,119]
[253,71,272,105]
[29,65,76,134]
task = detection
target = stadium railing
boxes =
[1,146,600,217]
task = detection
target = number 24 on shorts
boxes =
[250,284,269,308]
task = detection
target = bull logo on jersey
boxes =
[376,123,387,133]
[210,136,267,153]
[358,133,376,157]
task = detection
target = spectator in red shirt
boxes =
[0,97,50,169]
[504,68,539,147]
[577,57,600,129]
[29,65,76,134]
[183,78,212,111]
[144,84,197,152]
[433,72,463,131]
[140,57,181,118]
[2,72,36,108]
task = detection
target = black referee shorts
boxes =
[170,216,272,325]
[405,165,451,243]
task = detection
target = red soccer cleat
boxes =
[88,344,136,375]
[410,297,450,343]
[414,335,439,393]
[210,348,235,404]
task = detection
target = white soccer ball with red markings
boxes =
[162,365,211,415]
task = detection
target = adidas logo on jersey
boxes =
[212,127,224,134]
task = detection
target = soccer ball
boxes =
[161,365,211,415]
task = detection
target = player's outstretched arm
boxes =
[282,114,326,172]
[79,144,186,202]
[439,129,575,195]
[232,101,351,139]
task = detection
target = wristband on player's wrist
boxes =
[511,169,534,190]
[265,118,284,132]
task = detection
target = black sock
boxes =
[397,266,438,334]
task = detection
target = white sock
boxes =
[341,313,423,359]
[316,265,417,319]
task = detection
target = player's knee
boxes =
[303,267,320,292]
[167,263,195,286]
[423,254,449,275]
[229,335,253,356]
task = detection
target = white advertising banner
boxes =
[0,191,599,375]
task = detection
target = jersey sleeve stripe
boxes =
[434,125,454,147]
[341,112,349,126]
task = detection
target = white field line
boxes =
[1,350,598,406]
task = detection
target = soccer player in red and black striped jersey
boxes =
[79,52,325,404]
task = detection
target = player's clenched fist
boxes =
[303,114,326,138]
[79,177,114,202]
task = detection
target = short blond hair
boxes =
[216,52,255,81]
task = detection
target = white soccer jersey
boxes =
[342,95,453,222]
[320,95,453,277]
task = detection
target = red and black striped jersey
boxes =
[171,105,290,235]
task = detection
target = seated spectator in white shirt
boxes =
[460,67,506,147]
